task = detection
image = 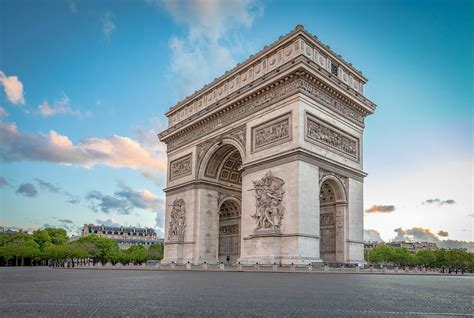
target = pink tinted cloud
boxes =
[0,71,25,105]
[0,121,166,172]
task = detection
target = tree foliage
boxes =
[366,245,474,269]
[0,229,163,266]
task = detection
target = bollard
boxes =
[273,263,278,271]
[170,262,175,270]
[186,261,191,270]
[255,263,259,270]
[202,262,208,270]
[324,264,329,272]
[307,263,313,271]
[237,262,242,271]
[219,263,225,270]
[291,263,295,271]
[369,265,373,272]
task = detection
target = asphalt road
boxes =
[0,267,472,317]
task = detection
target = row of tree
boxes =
[365,245,474,269]
[0,228,163,266]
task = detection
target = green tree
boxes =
[368,245,396,264]
[76,235,119,264]
[416,250,436,267]
[127,245,148,264]
[147,243,164,261]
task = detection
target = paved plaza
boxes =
[0,267,472,317]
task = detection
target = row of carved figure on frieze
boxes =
[166,31,365,128]
[166,76,365,151]
[252,115,291,151]
[306,115,359,160]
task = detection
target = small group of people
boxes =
[440,266,467,275]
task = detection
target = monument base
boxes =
[240,229,323,265]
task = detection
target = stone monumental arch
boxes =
[158,25,376,265]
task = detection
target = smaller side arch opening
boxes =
[319,176,347,263]
[218,198,241,264]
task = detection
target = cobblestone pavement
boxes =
[0,267,472,317]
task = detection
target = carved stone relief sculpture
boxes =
[168,198,186,241]
[306,114,359,160]
[170,154,192,180]
[251,171,285,232]
[252,113,291,152]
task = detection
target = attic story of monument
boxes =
[158,25,376,265]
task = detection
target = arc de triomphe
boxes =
[158,25,376,265]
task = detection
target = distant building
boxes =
[0,226,28,234]
[82,224,163,249]
[387,241,438,253]
[364,241,382,250]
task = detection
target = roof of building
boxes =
[84,224,157,236]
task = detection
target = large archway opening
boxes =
[319,177,346,263]
[201,143,243,264]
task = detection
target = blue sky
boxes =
[0,0,472,245]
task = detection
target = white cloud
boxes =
[87,182,164,234]
[102,11,116,38]
[0,71,25,105]
[38,94,88,118]
[364,157,473,242]
[0,106,8,117]
[0,121,166,172]
[154,0,263,98]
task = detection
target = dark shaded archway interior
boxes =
[204,144,242,263]
[320,180,337,262]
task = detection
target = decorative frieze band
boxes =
[167,76,364,152]
[166,26,368,128]
[169,154,192,180]
[252,113,292,152]
[305,114,359,161]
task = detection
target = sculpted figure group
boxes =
[168,198,186,241]
[251,171,286,231]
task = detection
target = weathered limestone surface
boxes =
[159,25,376,265]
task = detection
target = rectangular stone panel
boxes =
[251,112,292,153]
[169,154,192,180]
[305,112,359,161]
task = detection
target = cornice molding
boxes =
[160,67,373,152]
[163,25,372,128]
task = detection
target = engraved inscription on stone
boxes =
[306,114,359,160]
[170,154,192,180]
[252,114,291,152]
